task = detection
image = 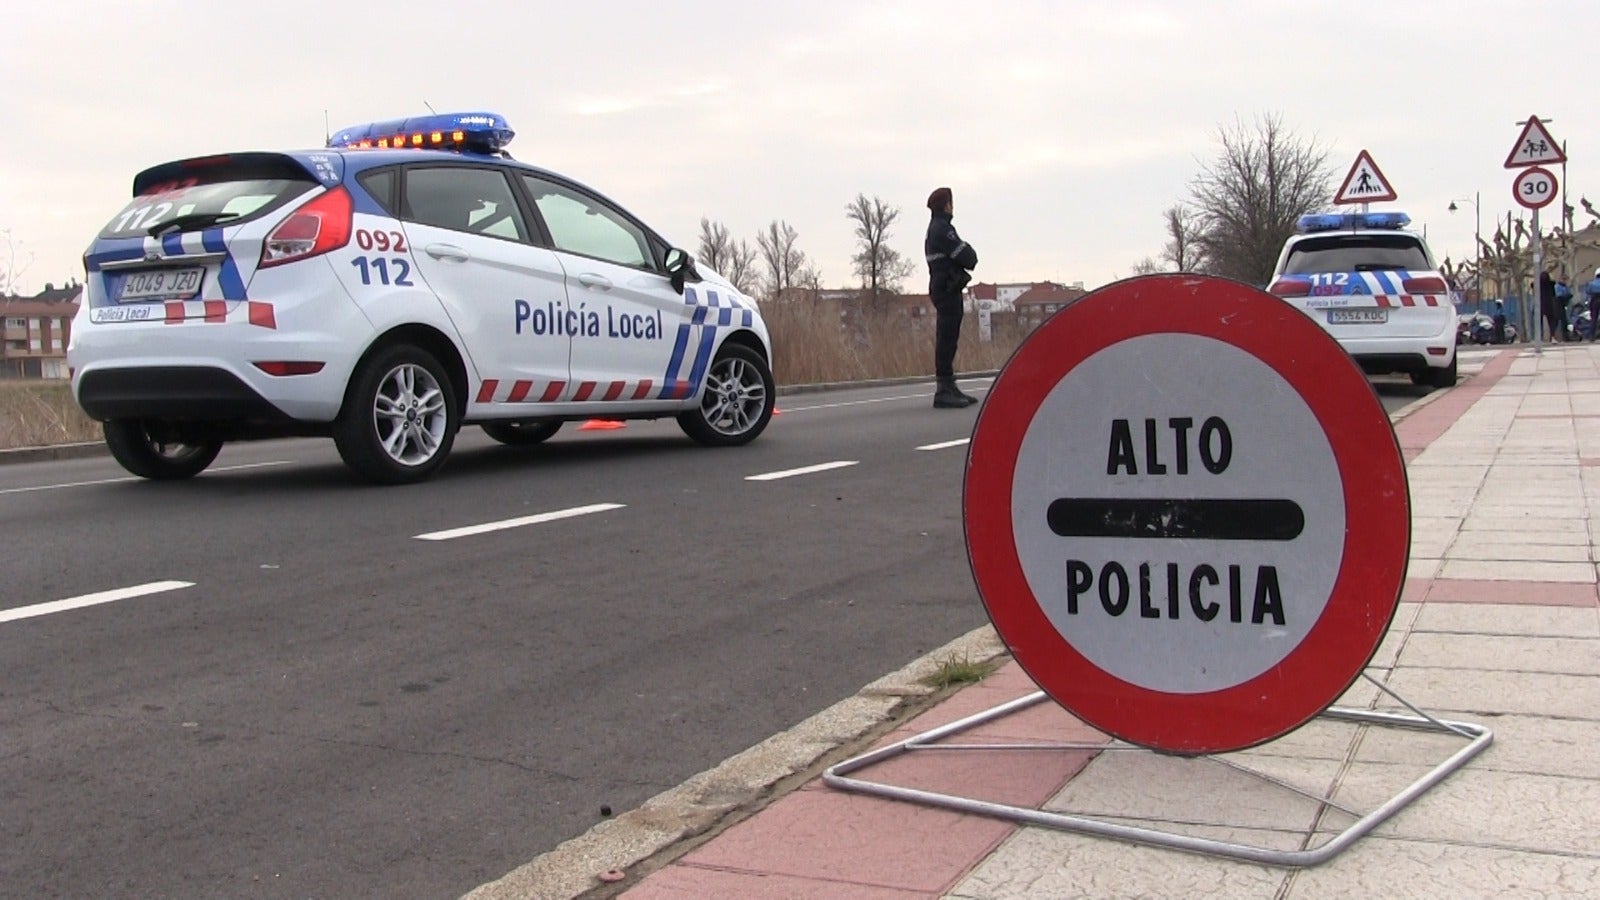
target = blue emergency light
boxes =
[1297,211,1412,233]
[327,112,515,154]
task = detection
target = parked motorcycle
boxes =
[1466,313,1517,345]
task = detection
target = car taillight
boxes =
[260,186,352,268]
[1402,275,1448,294]
[1268,279,1310,297]
[253,361,326,376]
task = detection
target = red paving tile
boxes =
[1392,349,1516,455]
[875,686,1106,748]
[673,788,1013,894]
[1424,577,1598,607]
[624,866,932,899]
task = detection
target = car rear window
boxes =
[100,156,319,239]
[1281,234,1432,275]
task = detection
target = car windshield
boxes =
[1282,234,1432,275]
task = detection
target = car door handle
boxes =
[577,273,613,290]
[425,243,470,262]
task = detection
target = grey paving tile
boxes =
[946,824,1291,900]
[1327,765,1600,855]
[1357,713,1600,780]
[1286,838,1600,900]
[1412,604,1600,638]
[1379,668,1600,720]
[1043,751,1342,833]
[1397,632,1600,676]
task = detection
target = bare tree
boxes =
[1129,256,1164,275]
[1188,114,1334,285]
[696,218,734,272]
[722,240,760,296]
[697,218,760,295]
[845,193,915,304]
[756,220,817,301]
[0,228,34,297]
[1162,204,1206,272]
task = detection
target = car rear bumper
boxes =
[76,366,296,423]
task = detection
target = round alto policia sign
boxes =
[965,275,1410,755]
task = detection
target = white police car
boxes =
[69,112,774,484]
[1268,212,1458,388]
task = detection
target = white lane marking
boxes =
[746,461,859,482]
[414,502,626,541]
[0,460,294,496]
[1,580,195,624]
[917,438,971,451]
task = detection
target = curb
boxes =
[461,626,1007,900]
[0,441,106,465]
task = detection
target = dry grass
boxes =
[0,380,101,450]
[0,304,1024,449]
[761,301,1022,386]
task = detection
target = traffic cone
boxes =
[579,419,626,431]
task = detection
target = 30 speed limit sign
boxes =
[1514,166,1557,209]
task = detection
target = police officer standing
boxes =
[925,187,979,409]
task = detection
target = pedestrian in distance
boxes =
[1587,269,1600,342]
[1555,273,1573,341]
[1539,269,1560,342]
[925,186,979,409]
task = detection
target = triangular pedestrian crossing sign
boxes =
[1334,150,1397,205]
[1504,116,1566,168]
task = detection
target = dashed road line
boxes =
[746,461,859,482]
[1,581,195,625]
[413,502,626,541]
[917,438,970,451]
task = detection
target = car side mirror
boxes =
[664,248,700,295]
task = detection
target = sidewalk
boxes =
[481,344,1600,899]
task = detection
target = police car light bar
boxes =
[1297,212,1412,233]
[327,112,514,154]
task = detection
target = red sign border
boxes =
[1513,166,1558,210]
[964,275,1411,754]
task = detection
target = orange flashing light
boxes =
[452,130,465,142]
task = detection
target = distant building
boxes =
[1013,282,1090,331]
[2,281,81,379]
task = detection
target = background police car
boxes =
[1269,212,1458,389]
[70,112,775,484]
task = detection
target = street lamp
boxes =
[1448,192,1481,307]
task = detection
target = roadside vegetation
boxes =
[0,380,100,449]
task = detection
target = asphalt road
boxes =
[0,376,1429,898]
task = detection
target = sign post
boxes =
[1506,116,1566,350]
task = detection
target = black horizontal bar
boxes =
[1046,498,1304,542]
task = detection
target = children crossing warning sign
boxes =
[1505,116,1566,168]
[1334,150,1397,204]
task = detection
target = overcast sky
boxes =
[3,1,1597,295]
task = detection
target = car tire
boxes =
[677,342,774,447]
[333,344,459,484]
[1425,354,1459,389]
[482,420,562,446]
[103,419,223,480]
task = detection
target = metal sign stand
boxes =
[823,672,1492,867]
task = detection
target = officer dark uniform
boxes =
[925,187,978,409]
